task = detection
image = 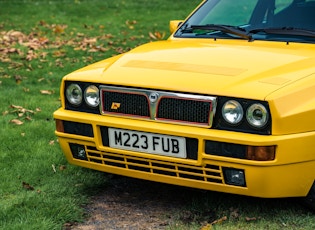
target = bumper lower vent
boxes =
[83,145,224,184]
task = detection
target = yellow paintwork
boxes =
[169,20,183,34]
[54,3,315,199]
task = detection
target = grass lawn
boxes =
[0,0,314,229]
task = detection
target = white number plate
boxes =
[108,128,187,158]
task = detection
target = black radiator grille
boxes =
[100,86,216,127]
[157,97,211,124]
[102,91,150,117]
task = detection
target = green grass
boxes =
[0,0,200,229]
[0,0,314,229]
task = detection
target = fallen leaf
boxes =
[59,165,67,171]
[40,90,54,95]
[25,50,38,61]
[229,207,240,219]
[210,216,227,225]
[49,140,55,145]
[53,24,67,34]
[15,75,22,84]
[22,181,34,190]
[10,104,23,109]
[25,116,32,121]
[149,31,165,40]
[10,119,23,125]
[149,32,157,40]
[52,50,65,57]
[245,217,257,222]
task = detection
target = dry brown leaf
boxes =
[210,216,227,225]
[10,104,23,109]
[22,181,34,190]
[39,52,48,58]
[40,90,54,95]
[149,31,165,40]
[25,116,32,121]
[229,208,240,219]
[15,75,22,84]
[52,50,65,57]
[10,119,23,125]
[49,140,55,145]
[245,216,258,222]
[26,50,38,61]
[149,32,157,40]
[83,37,97,44]
[53,24,67,34]
[59,165,67,171]
[0,57,11,62]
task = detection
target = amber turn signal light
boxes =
[55,119,64,133]
[246,146,276,161]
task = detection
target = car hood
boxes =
[70,39,315,100]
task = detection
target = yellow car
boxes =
[54,0,315,210]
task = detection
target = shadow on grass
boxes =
[75,174,312,229]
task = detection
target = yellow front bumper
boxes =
[54,108,315,198]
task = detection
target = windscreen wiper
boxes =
[181,24,253,40]
[249,27,315,38]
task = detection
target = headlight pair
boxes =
[222,100,269,129]
[66,83,100,108]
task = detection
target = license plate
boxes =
[108,128,187,158]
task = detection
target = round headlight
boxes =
[84,85,100,107]
[222,100,244,125]
[66,84,82,106]
[246,103,268,128]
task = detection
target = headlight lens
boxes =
[246,103,268,128]
[66,84,82,106]
[222,100,244,125]
[84,85,100,107]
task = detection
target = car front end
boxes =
[54,0,315,208]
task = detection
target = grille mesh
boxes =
[102,91,150,117]
[157,97,211,124]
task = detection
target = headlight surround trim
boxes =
[213,97,271,135]
[64,81,100,114]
